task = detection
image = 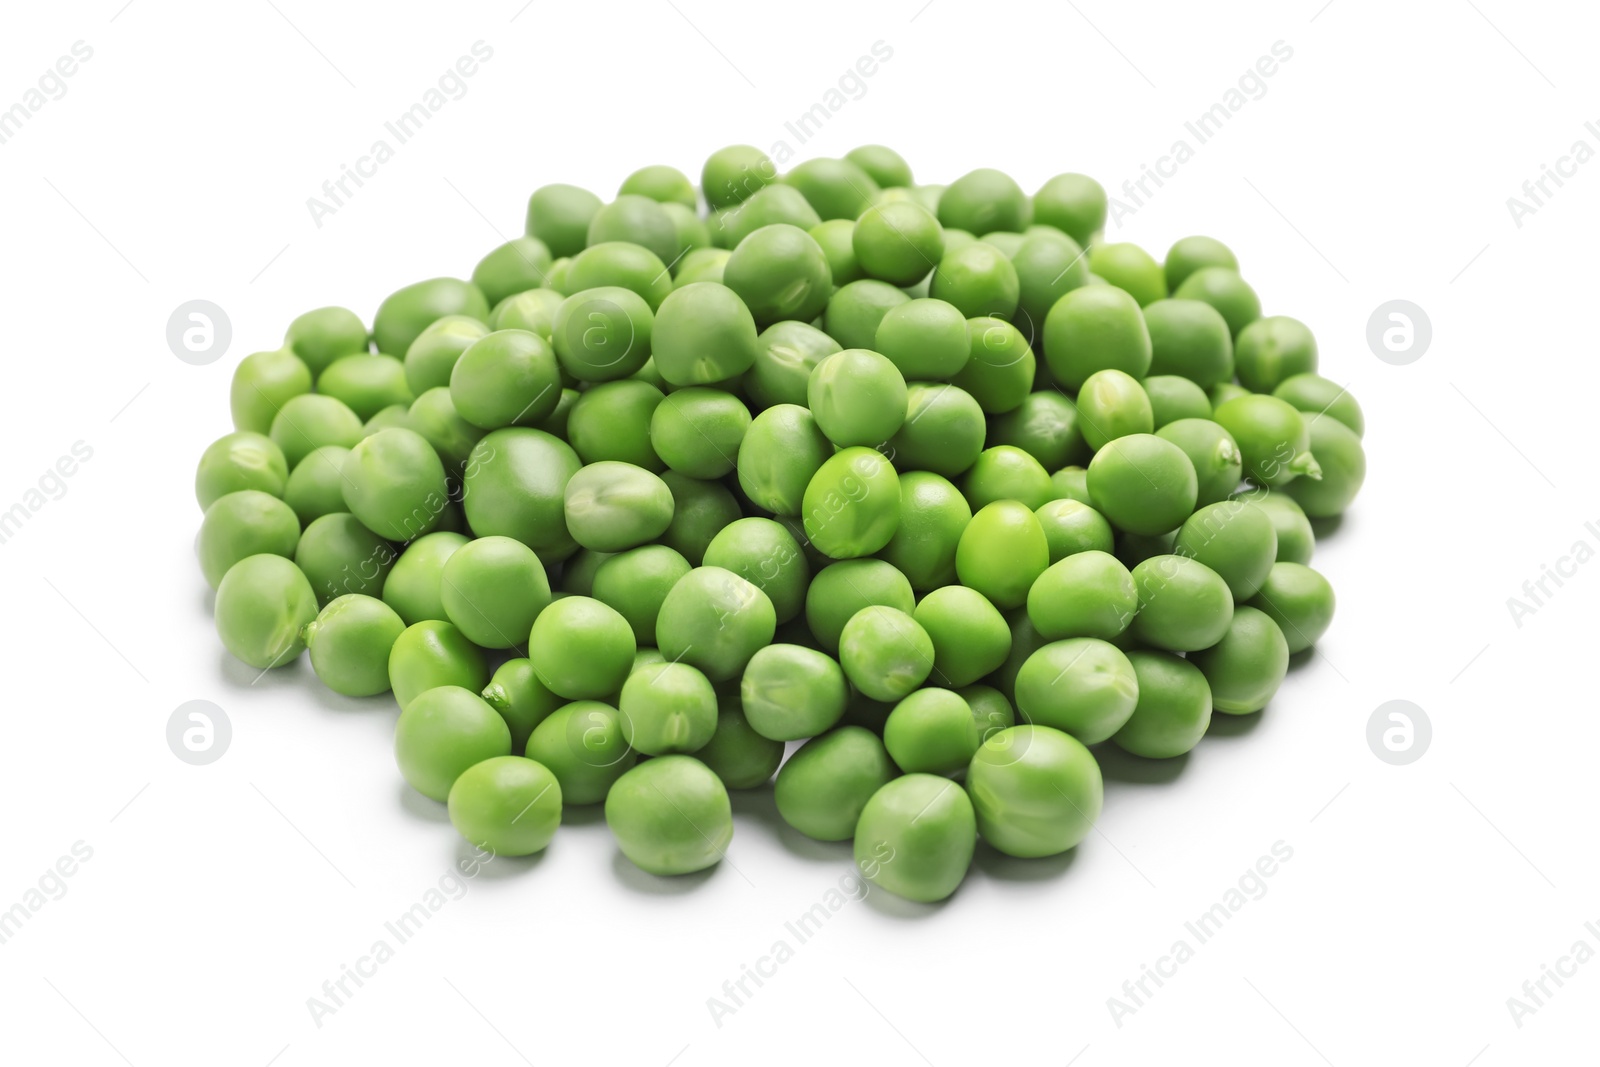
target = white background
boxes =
[1,1,1595,1063]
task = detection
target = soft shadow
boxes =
[1096,746,1190,785]
[973,841,1078,883]
[731,788,850,863]
[1308,514,1344,539]
[456,837,547,879]
[398,781,450,823]
[305,683,396,716]
[860,885,950,919]
[1286,648,1319,673]
[197,586,215,615]
[560,802,607,827]
[217,648,308,692]
[609,849,717,895]
[1206,710,1266,738]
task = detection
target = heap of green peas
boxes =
[196,143,1361,902]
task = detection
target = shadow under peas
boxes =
[398,780,451,824]
[1205,709,1266,740]
[729,787,851,864]
[218,647,308,691]
[560,802,607,828]
[304,681,396,716]
[454,836,547,880]
[1096,745,1190,786]
[609,847,716,895]
[973,839,1079,883]
[860,883,949,920]
[1308,514,1343,540]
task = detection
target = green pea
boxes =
[590,544,691,644]
[704,517,809,623]
[470,236,553,309]
[870,299,967,382]
[529,596,635,699]
[1110,651,1213,759]
[586,194,678,264]
[1086,433,1198,536]
[606,755,733,876]
[561,549,611,596]
[823,279,909,350]
[697,697,785,789]
[808,349,907,447]
[1014,638,1138,744]
[566,242,673,311]
[1190,606,1289,714]
[231,348,313,434]
[1232,488,1315,564]
[1034,498,1114,562]
[302,594,405,697]
[1235,315,1318,393]
[388,619,488,709]
[382,531,468,625]
[1213,394,1321,488]
[1027,550,1136,641]
[961,444,1052,511]
[524,701,636,804]
[1283,414,1366,518]
[745,320,841,409]
[1173,500,1278,600]
[1163,235,1238,293]
[1172,267,1260,338]
[804,560,914,654]
[198,490,300,589]
[214,554,318,669]
[913,585,1010,688]
[1049,465,1091,505]
[526,183,604,258]
[446,755,561,855]
[808,218,864,287]
[802,447,902,559]
[658,472,741,565]
[703,145,776,209]
[955,500,1049,609]
[1011,229,1091,336]
[740,643,849,741]
[986,392,1087,472]
[736,404,832,516]
[839,605,934,702]
[402,315,489,395]
[281,445,349,526]
[721,224,832,328]
[437,535,552,649]
[850,200,943,287]
[548,286,654,383]
[284,306,368,378]
[775,726,895,840]
[1156,418,1243,508]
[616,164,696,208]
[295,512,394,605]
[1211,381,1251,408]
[1142,375,1212,429]
[1032,173,1106,246]
[196,431,288,512]
[373,278,489,357]
[1248,561,1335,654]
[788,155,882,219]
[936,168,1025,234]
[656,566,776,681]
[1143,298,1235,389]
[650,388,750,479]
[1091,243,1165,306]
[394,685,511,802]
[963,683,1015,741]
[447,329,562,431]
[883,688,978,775]
[845,144,912,188]
[618,661,718,756]
[558,461,675,554]
[889,383,986,478]
[339,427,448,542]
[722,185,821,245]
[544,257,573,295]
[674,247,729,288]
[565,380,664,470]
[490,289,564,339]
[854,773,976,902]
[482,657,562,751]
[270,394,364,469]
[651,281,760,386]
[952,316,1035,415]
[401,388,479,479]
[929,240,1020,319]
[1042,285,1153,392]
[364,405,412,436]
[1273,373,1363,437]
[461,428,581,560]
[966,724,1102,858]
[1130,554,1235,651]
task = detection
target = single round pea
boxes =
[775,726,895,840]
[1089,242,1165,306]
[438,535,551,649]
[214,554,318,669]
[1049,465,1091,505]
[198,490,300,589]
[854,774,976,902]
[482,657,562,751]
[231,348,313,434]
[394,685,511,802]
[281,445,351,526]
[657,566,776,681]
[382,531,468,625]
[745,320,841,408]
[987,392,1087,472]
[1034,499,1115,562]
[1163,235,1238,293]
[448,329,562,430]
[284,306,368,377]
[722,185,821,246]
[1213,394,1321,487]
[912,585,1010,689]
[295,512,394,605]
[838,606,934,703]
[876,471,969,592]
[697,697,785,789]
[847,144,912,188]
[1190,606,1289,714]
[824,279,910,350]
[736,404,832,516]
[1086,434,1198,536]
[406,388,484,477]
[618,661,718,756]
[874,299,969,381]
[315,356,413,429]
[566,242,673,310]
[937,168,1026,234]
[657,472,741,565]
[808,217,864,287]
[802,447,902,559]
[560,461,675,553]
[403,315,489,395]
[852,200,943,286]
[550,286,654,383]
[704,517,809,623]
[1033,173,1106,246]
[963,683,1015,742]
[1077,369,1154,452]
[1014,638,1139,744]
[529,596,636,699]
[388,619,487,709]
[544,256,573,294]
[340,427,448,542]
[783,156,878,221]
[650,388,750,479]
[1011,228,1091,337]
[1130,554,1235,651]
[373,277,489,357]
[490,289,564,338]
[804,560,914,654]
[586,194,678,264]
[1173,500,1278,600]
[651,282,760,386]
[889,383,986,478]
[674,247,730,287]
[447,755,561,856]
[1027,550,1136,641]
[1143,298,1235,389]
[1173,267,1260,338]
[589,544,689,645]
[1112,651,1212,759]
[955,500,1049,609]
[960,445,1052,511]
[1042,285,1152,392]
[740,643,849,741]
[524,701,637,804]
[606,755,733,876]
[1248,561,1335,654]
[471,235,554,308]
[1235,315,1318,393]
[270,393,363,469]
[929,241,1020,319]
[966,724,1103,857]
[953,316,1035,414]
[808,350,907,447]
[197,431,288,510]
[884,688,979,775]
[526,183,604,258]
[461,428,581,559]
[723,224,833,327]
[1156,418,1242,509]
[615,163,696,208]
[1232,489,1315,564]
[567,380,664,469]
[1143,375,1212,429]
[302,593,405,697]
[703,145,777,209]
[1273,373,1364,438]
[1283,414,1366,518]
